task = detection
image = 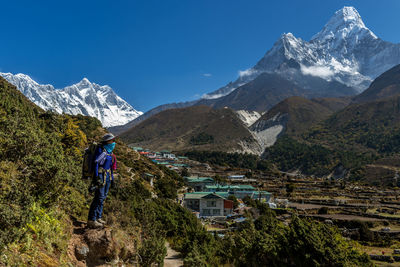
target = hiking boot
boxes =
[87,220,103,229]
[97,218,106,224]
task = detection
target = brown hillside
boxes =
[119,105,258,152]
[251,96,351,136]
[353,64,400,103]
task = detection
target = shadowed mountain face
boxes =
[196,72,356,113]
[251,96,351,137]
[352,64,400,103]
[119,105,261,154]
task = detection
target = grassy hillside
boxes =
[119,105,258,153]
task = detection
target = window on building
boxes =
[203,209,211,215]
[213,209,220,215]
[207,201,216,207]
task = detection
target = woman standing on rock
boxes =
[87,133,117,229]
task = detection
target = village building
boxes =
[185,177,215,191]
[228,175,245,180]
[184,192,234,217]
[205,184,272,202]
[160,150,176,159]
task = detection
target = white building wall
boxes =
[199,198,224,216]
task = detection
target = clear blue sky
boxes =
[0,0,399,112]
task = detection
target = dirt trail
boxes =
[164,242,183,267]
[67,218,88,267]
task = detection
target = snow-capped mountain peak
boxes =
[203,6,400,99]
[0,72,143,127]
[312,6,377,43]
[331,6,365,27]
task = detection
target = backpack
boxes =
[82,142,100,180]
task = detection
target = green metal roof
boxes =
[184,192,229,200]
[143,173,154,177]
[160,150,171,153]
[205,184,256,190]
[173,164,188,167]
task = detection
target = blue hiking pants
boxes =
[88,172,111,221]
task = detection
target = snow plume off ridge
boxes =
[203,6,400,99]
[0,73,143,127]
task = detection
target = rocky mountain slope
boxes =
[0,72,142,127]
[249,96,351,150]
[119,105,262,154]
[196,72,356,112]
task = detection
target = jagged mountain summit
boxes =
[0,72,142,127]
[204,6,400,99]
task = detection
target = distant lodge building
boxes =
[228,175,245,180]
[183,177,273,216]
[130,146,189,171]
[205,185,272,202]
[184,192,234,217]
[185,177,215,191]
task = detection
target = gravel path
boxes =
[164,242,183,267]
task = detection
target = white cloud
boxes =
[202,73,212,77]
[300,64,334,79]
[201,93,225,99]
[238,68,257,78]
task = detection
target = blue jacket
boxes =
[94,146,114,180]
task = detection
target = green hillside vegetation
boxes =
[119,105,257,152]
[0,77,202,265]
[184,150,272,171]
[0,77,371,266]
[306,95,400,154]
[264,136,374,177]
[262,94,400,181]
